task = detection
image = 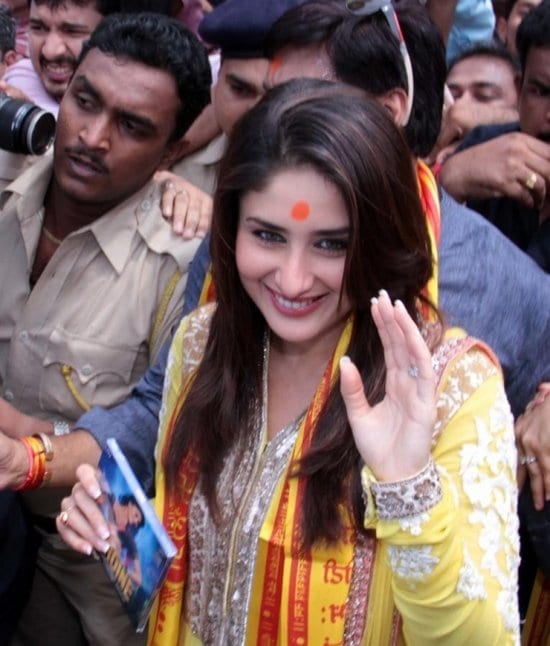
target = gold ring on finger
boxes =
[59,505,74,526]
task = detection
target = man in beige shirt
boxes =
[0,12,211,645]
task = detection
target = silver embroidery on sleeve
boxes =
[387,544,440,582]
[363,459,442,521]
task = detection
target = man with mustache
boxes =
[2,0,117,116]
[0,12,210,645]
[0,0,212,235]
[440,0,550,270]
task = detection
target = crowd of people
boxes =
[0,0,548,644]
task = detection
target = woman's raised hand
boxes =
[340,290,436,482]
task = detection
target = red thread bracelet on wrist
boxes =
[13,437,35,491]
[13,436,48,491]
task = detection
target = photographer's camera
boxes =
[0,93,55,156]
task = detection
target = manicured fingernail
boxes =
[84,543,92,556]
[173,221,183,234]
[91,485,102,500]
[379,289,389,299]
[395,299,405,309]
[99,526,110,541]
[100,541,110,554]
[370,296,378,305]
[340,356,351,367]
[183,227,193,237]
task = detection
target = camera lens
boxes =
[0,93,56,155]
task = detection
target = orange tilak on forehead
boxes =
[269,57,282,74]
[291,201,310,221]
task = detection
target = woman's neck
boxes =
[265,322,345,439]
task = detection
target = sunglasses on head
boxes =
[345,0,414,125]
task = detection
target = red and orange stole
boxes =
[416,160,440,321]
[248,322,352,645]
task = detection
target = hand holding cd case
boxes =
[97,438,176,632]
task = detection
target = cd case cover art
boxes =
[97,437,176,632]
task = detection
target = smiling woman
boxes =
[58,78,520,645]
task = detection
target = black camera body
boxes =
[0,93,56,156]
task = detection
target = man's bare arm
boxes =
[0,428,101,490]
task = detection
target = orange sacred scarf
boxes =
[416,160,440,321]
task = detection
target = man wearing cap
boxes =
[172,0,307,195]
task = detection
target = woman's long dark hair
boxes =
[165,79,435,548]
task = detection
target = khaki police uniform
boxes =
[170,132,227,196]
[0,156,200,645]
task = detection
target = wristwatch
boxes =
[52,420,71,436]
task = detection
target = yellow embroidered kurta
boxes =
[151,305,520,645]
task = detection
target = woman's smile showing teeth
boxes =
[268,287,324,316]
